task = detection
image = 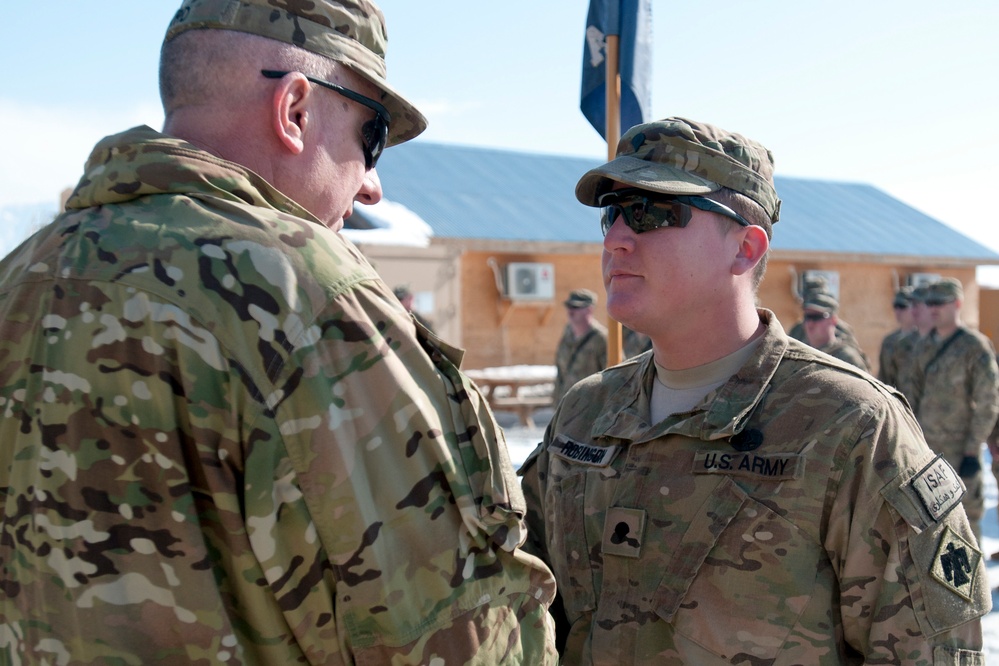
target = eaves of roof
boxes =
[369,141,999,264]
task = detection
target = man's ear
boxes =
[732,225,769,276]
[270,73,311,155]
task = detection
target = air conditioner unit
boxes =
[908,272,941,287]
[505,262,555,300]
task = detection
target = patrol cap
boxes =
[565,289,597,309]
[802,290,838,314]
[575,117,781,236]
[927,277,963,303]
[392,285,412,300]
[165,0,427,146]
[893,285,914,308]
[910,284,931,303]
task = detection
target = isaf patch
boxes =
[930,526,981,601]
[912,455,965,521]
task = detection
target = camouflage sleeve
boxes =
[877,337,895,384]
[826,398,988,662]
[276,281,559,664]
[965,343,999,455]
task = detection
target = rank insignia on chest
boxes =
[602,507,646,558]
[930,526,981,601]
[550,435,620,467]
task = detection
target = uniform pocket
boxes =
[654,477,820,661]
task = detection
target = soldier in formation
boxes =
[800,289,870,371]
[553,288,608,403]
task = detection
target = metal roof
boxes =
[366,141,999,262]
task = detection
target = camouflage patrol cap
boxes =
[575,117,781,235]
[893,285,914,308]
[802,290,838,314]
[165,0,427,146]
[910,284,931,303]
[565,289,597,309]
[927,277,964,303]
[392,284,411,299]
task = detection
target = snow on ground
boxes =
[496,409,999,656]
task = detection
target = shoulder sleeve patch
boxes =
[929,526,982,602]
[911,455,965,521]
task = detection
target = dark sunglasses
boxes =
[261,70,390,170]
[597,188,752,236]
[892,303,910,310]
[925,298,952,307]
[803,311,832,322]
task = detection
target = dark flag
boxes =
[580,0,653,139]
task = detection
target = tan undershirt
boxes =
[650,337,764,423]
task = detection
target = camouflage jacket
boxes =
[816,338,870,372]
[912,326,999,461]
[553,321,608,403]
[877,327,911,387]
[520,310,988,665]
[0,127,557,665]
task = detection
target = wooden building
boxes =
[349,142,999,374]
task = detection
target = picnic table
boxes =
[465,365,556,428]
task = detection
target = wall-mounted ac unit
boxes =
[505,262,555,300]
[908,272,941,287]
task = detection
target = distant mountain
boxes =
[0,202,58,259]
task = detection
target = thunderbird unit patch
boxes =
[930,526,981,601]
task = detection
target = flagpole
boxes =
[605,34,624,367]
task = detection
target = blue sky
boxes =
[3,2,998,267]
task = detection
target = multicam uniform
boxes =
[912,326,999,541]
[816,338,870,372]
[520,311,989,665]
[553,322,608,403]
[877,326,911,387]
[0,127,557,665]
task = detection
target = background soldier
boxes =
[877,286,916,386]
[553,288,608,403]
[801,289,870,371]
[912,277,999,544]
[520,116,989,663]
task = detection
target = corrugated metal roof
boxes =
[367,141,999,261]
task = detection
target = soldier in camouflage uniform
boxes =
[800,289,870,371]
[519,117,989,664]
[787,276,868,367]
[877,286,916,386]
[553,289,608,403]
[911,278,999,545]
[894,283,937,407]
[0,1,557,664]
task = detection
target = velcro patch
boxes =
[930,526,981,601]
[550,435,620,467]
[602,507,646,558]
[912,455,965,521]
[692,450,803,480]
